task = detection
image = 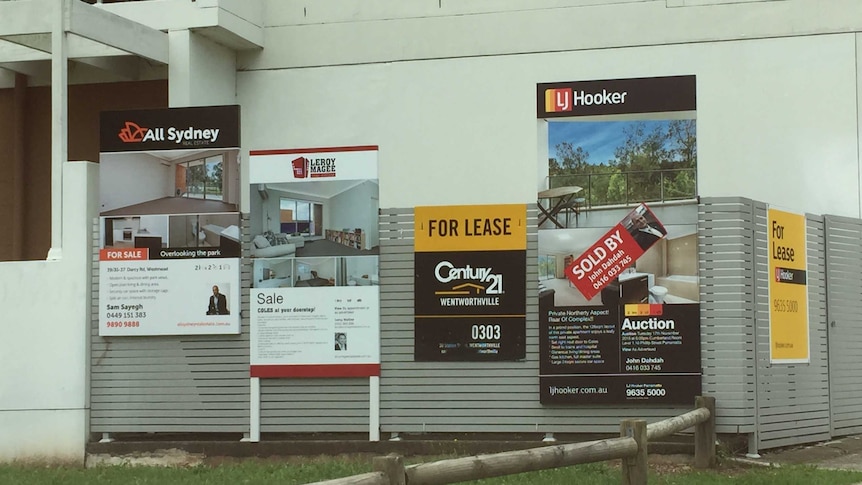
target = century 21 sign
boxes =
[767,207,809,364]
[414,204,527,362]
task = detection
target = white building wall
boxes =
[0,162,97,463]
[238,31,859,217]
[245,0,862,69]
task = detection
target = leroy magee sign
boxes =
[291,156,337,178]
[566,204,667,301]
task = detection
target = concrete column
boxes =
[48,0,69,261]
[169,29,237,107]
[12,73,26,260]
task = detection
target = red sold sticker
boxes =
[565,203,666,300]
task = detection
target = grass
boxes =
[1,455,861,485]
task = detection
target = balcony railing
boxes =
[548,167,696,209]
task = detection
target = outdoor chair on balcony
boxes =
[562,197,586,227]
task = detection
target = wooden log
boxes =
[373,454,406,485]
[646,407,710,441]
[406,436,637,485]
[694,396,717,469]
[620,419,648,485]
[306,471,389,485]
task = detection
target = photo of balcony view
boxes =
[546,118,697,218]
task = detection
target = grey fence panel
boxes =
[825,214,862,437]
[89,215,251,434]
[377,203,737,435]
[753,208,830,450]
[697,197,757,433]
[260,378,372,432]
[90,201,842,444]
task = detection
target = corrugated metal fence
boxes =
[824,214,862,438]
[88,200,862,450]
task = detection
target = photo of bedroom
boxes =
[249,180,379,259]
[538,224,698,307]
[294,258,336,287]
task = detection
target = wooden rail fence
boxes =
[309,396,716,485]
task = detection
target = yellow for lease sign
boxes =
[414,204,527,252]
[767,207,809,363]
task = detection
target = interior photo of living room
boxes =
[249,179,379,259]
[538,223,699,307]
[99,149,241,255]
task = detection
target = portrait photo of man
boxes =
[335,332,347,351]
[627,205,667,251]
[207,285,229,315]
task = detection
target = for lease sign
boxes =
[414,204,527,361]
[767,207,809,363]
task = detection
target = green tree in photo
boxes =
[549,119,697,207]
[667,119,697,168]
[187,163,206,198]
[206,159,224,198]
[662,119,697,200]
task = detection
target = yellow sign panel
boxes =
[414,204,527,252]
[767,207,809,363]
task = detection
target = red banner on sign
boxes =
[250,363,381,378]
[99,248,149,261]
[565,204,666,300]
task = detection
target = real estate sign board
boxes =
[537,76,702,404]
[248,146,381,378]
[414,204,527,361]
[97,105,242,336]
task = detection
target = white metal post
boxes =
[370,376,380,441]
[249,377,261,442]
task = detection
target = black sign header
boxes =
[100,105,240,152]
[537,75,696,118]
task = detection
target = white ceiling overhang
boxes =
[0,0,263,83]
[96,0,264,51]
[0,0,169,77]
